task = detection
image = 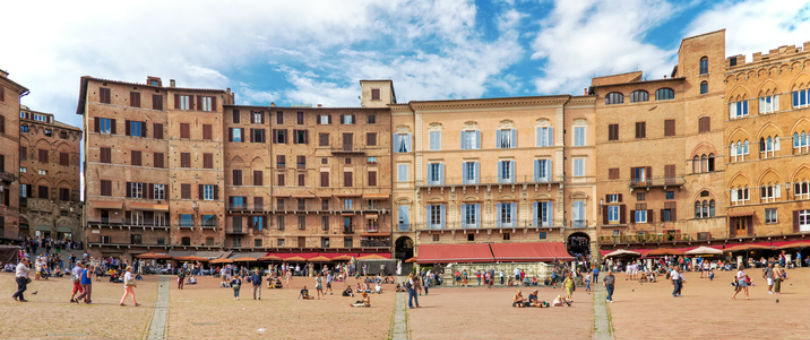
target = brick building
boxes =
[0,69,28,241]
[18,106,82,240]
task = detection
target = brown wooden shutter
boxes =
[261,111,265,124]
[214,185,219,200]
[240,128,245,142]
[620,205,627,224]
[646,166,652,180]
[344,171,352,187]
[148,183,154,199]
[203,124,212,140]
[203,153,213,168]
[130,92,140,107]
[233,109,240,123]
[191,95,197,110]
[254,171,262,186]
[110,119,116,134]
[351,114,356,124]
[153,123,163,139]
[277,174,285,186]
[126,182,131,198]
[304,130,309,144]
[211,96,217,111]
[618,194,623,202]
[671,207,677,221]
[198,184,204,200]
[795,210,801,232]
[125,120,131,136]
[181,184,190,199]
[94,117,100,132]
[602,205,608,224]
[647,210,654,223]
[320,172,329,187]
[630,209,635,223]
[328,114,332,124]
[174,94,180,109]
[153,94,163,110]
[228,128,233,142]
[368,171,377,186]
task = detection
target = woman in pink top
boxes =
[120,266,139,306]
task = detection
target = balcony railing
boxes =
[330,147,366,154]
[225,228,247,235]
[343,226,354,234]
[397,223,411,232]
[416,175,564,188]
[412,221,565,231]
[227,204,389,215]
[360,239,391,248]
[629,176,686,189]
[87,220,170,231]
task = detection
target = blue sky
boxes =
[2,0,809,131]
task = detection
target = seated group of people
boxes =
[512,290,572,308]
[266,277,284,289]
[354,282,382,294]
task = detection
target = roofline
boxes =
[589,77,686,93]
[359,79,393,83]
[591,70,643,81]
[0,73,30,95]
[408,94,571,105]
[223,104,387,111]
[76,75,228,115]
[678,29,725,54]
[23,118,82,132]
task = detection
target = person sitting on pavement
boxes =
[342,285,354,297]
[551,294,572,307]
[512,290,526,307]
[350,292,371,308]
[299,285,314,300]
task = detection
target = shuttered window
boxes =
[38,149,48,163]
[59,152,70,166]
[368,171,377,186]
[131,150,142,166]
[320,172,329,187]
[277,174,285,186]
[152,94,163,110]
[202,124,212,140]
[367,132,377,146]
[99,88,111,104]
[608,124,619,141]
[635,121,646,139]
[319,133,329,146]
[130,92,141,107]
[698,117,710,133]
[232,109,240,123]
[153,123,163,139]
[608,168,619,180]
[100,180,112,196]
[203,153,213,169]
[180,153,191,168]
[344,172,353,187]
[233,170,242,186]
[664,119,675,137]
[180,123,190,139]
[153,153,164,168]
[181,184,191,199]
[253,171,263,186]
[100,147,111,163]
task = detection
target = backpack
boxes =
[405,280,413,289]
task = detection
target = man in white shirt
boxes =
[69,262,84,302]
[13,258,31,302]
[670,267,682,297]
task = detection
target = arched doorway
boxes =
[567,232,591,258]
[394,236,414,260]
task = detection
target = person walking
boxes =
[670,267,683,297]
[69,262,84,303]
[177,269,185,290]
[603,270,615,303]
[120,266,139,306]
[731,267,749,300]
[75,264,94,303]
[315,273,324,300]
[563,272,576,300]
[12,257,31,302]
[251,269,263,300]
[772,264,785,294]
[406,273,419,309]
[763,263,774,294]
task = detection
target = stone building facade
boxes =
[0,69,27,241]
[18,107,82,240]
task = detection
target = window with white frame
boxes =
[606,194,619,203]
[130,182,144,198]
[792,88,809,108]
[426,204,444,229]
[344,199,353,210]
[534,159,551,182]
[395,133,412,153]
[397,164,409,182]
[179,95,191,110]
[793,131,809,153]
[634,209,647,223]
[397,206,410,231]
[429,130,441,151]
[573,158,585,177]
[231,128,242,142]
[319,115,329,125]
[608,206,620,222]
[760,184,780,203]
[460,130,480,150]
[794,181,809,199]
[154,184,165,200]
[427,163,443,185]
[200,96,212,112]
[730,187,750,205]
[729,100,749,119]
[462,161,478,184]
[203,184,214,200]
[573,126,586,146]
[496,129,515,148]
[765,208,778,224]
[536,126,553,147]
[342,115,354,124]
[498,160,514,183]
[533,201,553,227]
[496,202,515,227]
[759,136,780,158]
[19,167,26,173]
[759,95,779,114]
[252,111,262,124]
[461,203,480,228]
[730,140,750,162]
[572,200,585,227]
[799,210,810,231]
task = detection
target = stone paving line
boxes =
[391,292,408,340]
[145,276,170,340]
[592,281,613,340]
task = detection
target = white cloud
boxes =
[529,0,681,94]
[686,0,810,59]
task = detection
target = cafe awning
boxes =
[128,202,169,211]
[415,243,494,264]
[92,200,123,210]
[490,242,574,262]
[724,242,773,252]
[771,240,810,249]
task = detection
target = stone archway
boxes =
[566,232,591,258]
[394,236,414,260]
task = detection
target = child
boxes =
[299,285,314,300]
[231,275,242,300]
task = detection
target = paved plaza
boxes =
[1,269,808,340]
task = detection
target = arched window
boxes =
[701,155,708,172]
[699,57,709,74]
[709,200,715,217]
[744,140,749,154]
[630,90,649,103]
[759,137,766,152]
[694,201,701,218]
[693,155,700,173]
[795,133,800,148]
[766,136,773,151]
[700,81,708,94]
[708,153,715,171]
[605,92,624,105]
[655,88,675,100]
[702,200,708,218]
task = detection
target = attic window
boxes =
[371,88,380,101]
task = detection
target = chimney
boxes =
[317,104,322,108]
[270,102,276,107]
[169,79,176,87]
[583,88,587,95]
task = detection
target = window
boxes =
[99,88,111,104]
[760,184,781,203]
[426,204,445,229]
[229,128,242,142]
[368,171,377,186]
[572,200,585,227]
[293,130,308,144]
[297,174,305,186]
[253,111,264,124]
[760,136,780,158]
[798,210,810,232]
[180,153,191,168]
[534,159,551,182]
[131,150,142,166]
[462,161,478,184]
[608,206,620,222]
[794,181,810,199]
[59,152,70,166]
[366,132,377,146]
[698,117,710,133]
[277,173,285,186]
[429,130,441,150]
[298,215,306,230]
[296,111,304,125]
[97,118,113,134]
[44,128,52,137]
[533,201,554,227]
[432,235,440,242]
[534,126,553,147]
[180,123,190,138]
[128,182,144,198]
[180,214,193,227]
[793,88,810,108]
[38,169,46,175]
[427,163,443,185]
[38,185,49,199]
[129,92,141,107]
[296,155,306,169]
[730,100,749,119]
[202,184,215,200]
[203,153,213,169]
[666,191,675,199]
[343,237,352,248]
[397,164,409,183]
[181,184,191,199]
[573,158,585,177]
[318,115,330,125]
[100,180,112,196]
[21,124,29,133]
[765,208,778,224]
[730,187,750,205]
[397,206,410,231]
[630,90,648,102]
[275,111,284,124]
[177,95,190,110]
[371,88,380,100]
[57,188,69,201]
[699,57,709,74]
[608,124,619,141]
[498,160,514,183]
[605,92,623,105]
[202,124,212,140]
[496,202,515,227]
[367,156,376,164]
[793,131,810,153]
[634,210,647,223]
[635,122,646,139]
[759,95,779,114]
[700,81,708,94]
[395,133,412,153]
[655,88,675,100]
[341,114,354,125]
[461,203,480,228]
[273,129,287,143]
[153,184,165,200]
[201,214,216,227]
[573,126,586,146]
[496,129,516,148]
[608,168,619,180]
[252,171,263,186]
[19,167,26,173]
[38,149,48,163]
[664,119,675,137]
[152,95,163,110]
[251,129,266,143]
[276,155,286,168]
[318,133,329,147]
[367,114,376,124]
[343,171,353,187]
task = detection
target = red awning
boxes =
[415,243,494,264]
[770,240,810,249]
[599,248,651,257]
[490,242,574,262]
[268,252,320,260]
